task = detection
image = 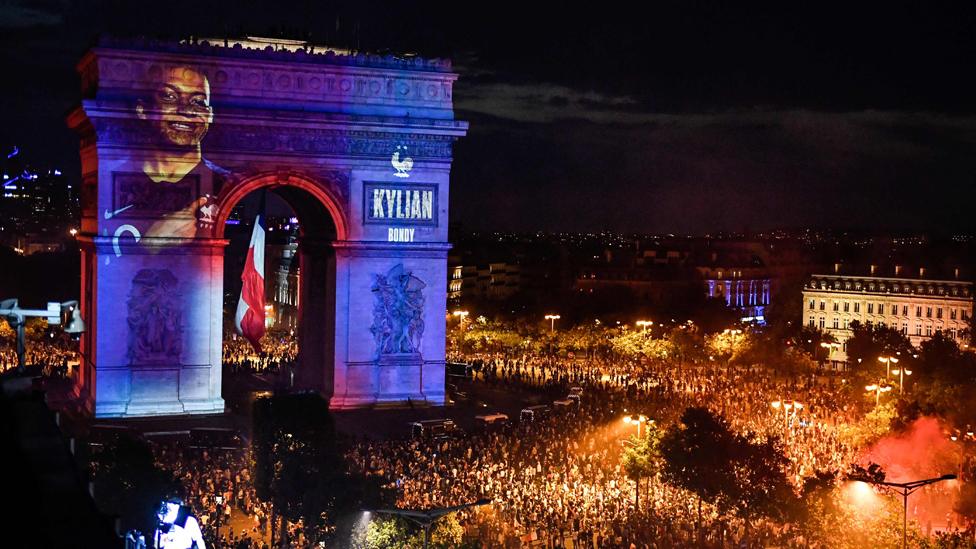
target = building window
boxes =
[878,304,885,315]
[820,300,825,311]
[925,325,933,337]
[867,303,874,314]
[951,309,957,320]
[832,318,839,329]
[833,301,839,312]
[809,317,815,327]
[819,316,825,329]
[916,324,922,336]
[916,306,922,317]
[950,329,958,339]
[903,305,908,316]
[963,310,970,321]
[809,299,815,310]
[844,302,850,312]
[926,307,932,318]
[854,303,860,313]
[902,323,908,334]
[937,308,943,319]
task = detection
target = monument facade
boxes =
[68,38,466,417]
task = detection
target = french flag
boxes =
[235,214,266,354]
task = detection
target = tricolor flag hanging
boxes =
[235,213,266,354]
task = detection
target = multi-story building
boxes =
[448,262,520,307]
[802,265,973,362]
[699,266,771,323]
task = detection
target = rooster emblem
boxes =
[391,145,413,178]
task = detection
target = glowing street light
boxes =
[544,314,561,332]
[890,368,912,394]
[770,399,803,431]
[452,310,469,351]
[878,355,899,380]
[622,414,652,438]
[636,320,653,333]
[544,314,560,360]
[820,341,840,367]
[865,381,892,406]
[853,474,956,549]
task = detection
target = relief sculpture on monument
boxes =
[126,268,183,365]
[370,264,426,358]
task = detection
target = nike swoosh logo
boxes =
[104,204,134,219]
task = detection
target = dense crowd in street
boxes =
[0,337,76,377]
[348,353,876,547]
[152,443,275,549]
[222,331,298,375]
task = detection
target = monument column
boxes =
[330,241,450,408]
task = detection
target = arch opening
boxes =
[219,177,340,406]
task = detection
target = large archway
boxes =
[69,38,465,417]
[218,174,340,398]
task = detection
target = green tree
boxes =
[660,407,739,532]
[704,329,754,366]
[845,321,914,380]
[352,513,465,549]
[621,422,663,512]
[660,407,795,541]
[252,394,371,546]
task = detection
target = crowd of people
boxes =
[222,331,298,375]
[152,442,275,549]
[0,336,76,377]
[346,352,898,547]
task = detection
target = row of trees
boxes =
[452,314,831,375]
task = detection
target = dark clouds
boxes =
[450,110,976,233]
[1,1,974,234]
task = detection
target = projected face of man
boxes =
[139,67,213,148]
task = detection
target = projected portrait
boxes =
[111,65,228,240]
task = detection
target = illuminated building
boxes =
[699,267,770,323]
[69,37,466,417]
[802,264,974,362]
[448,262,520,306]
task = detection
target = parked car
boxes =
[475,412,509,428]
[409,418,458,441]
[520,404,551,423]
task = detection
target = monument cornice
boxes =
[89,36,454,73]
[332,240,452,258]
[80,43,460,117]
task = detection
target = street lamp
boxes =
[622,415,653,511]
[0,299,85,372]
[452,310,469,352]
[820,342,840,369]
[370,499,491,549]
[623,414,651,438]
[855,474,956,549]
[890,368,912,394]
[636,320,653,333]
[865,381,893,406]
[544,314,560,360]
[878,355,899,380]
[770,399,803,431]
[544,314,560,332]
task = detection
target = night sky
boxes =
[1,1,974,234]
